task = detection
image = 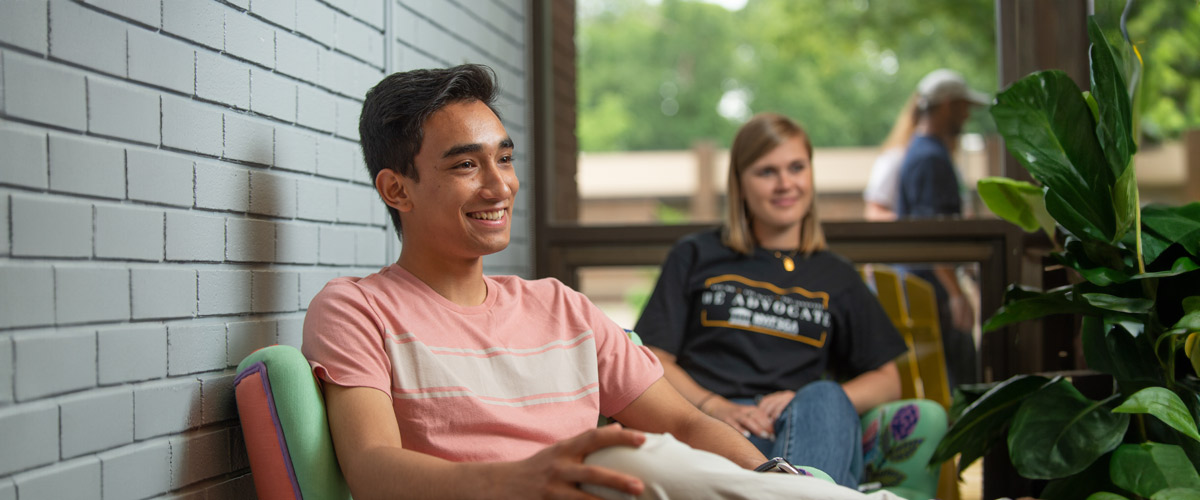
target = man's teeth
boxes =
[470,210,504,220]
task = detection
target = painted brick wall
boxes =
[0,0,532,498]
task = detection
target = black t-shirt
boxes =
[634,229,907,399]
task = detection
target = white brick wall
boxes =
[1,0,531,497]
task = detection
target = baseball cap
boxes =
[916,69,990,109]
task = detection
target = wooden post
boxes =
[1187,129,1200,202]
[691,140,718,222]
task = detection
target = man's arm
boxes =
[841,361,901,414]
[610,377,768,470]
[323,383,648,500]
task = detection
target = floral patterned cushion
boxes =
[860,399,948,499]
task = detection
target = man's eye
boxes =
[455,160,474,169]
[500,155,513,163]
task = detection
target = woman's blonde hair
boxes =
[881,93,920,151]
[722,112,827,256]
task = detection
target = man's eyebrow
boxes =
[441,137,514,159]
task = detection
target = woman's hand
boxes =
[703,397,775,440]
[493,423,647,500]
[755,390,795,421]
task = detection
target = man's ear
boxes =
[375,169,413,213]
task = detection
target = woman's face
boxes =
[739,136,813,239]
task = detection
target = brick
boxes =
[297,84,336,133]
[167,323,227,375]
[356,227,387,266]
[14,329,96,400]
[170,428,231,488]
[132,268,197,319]
[84,0,160,27]
[198,269,252,315]
[295,0,336,47]
[337,184,374,224]
[276,221,318,264]
[335,95,361,140]
[299,270,338,310]
[0,264,54,329]
[225,218,275,262]
[328,0,384,29]
[226,319,276,367]
[0,478,11,500]
[87,77,160,144]
[99,324,168,384]
[250,69,296,121]
[3,52,87,130]
[0,0,48,54]
[12,456,101,500]
[0,402,58,475]
[335,13,384,68]
[162,96,224,157]
[296,177,337,222]
[55,266,130,324]
[10,194,91,258]
[197,51,250,109]
[317,135,356,180]
[276,315,304,347]
[0,195,6,256]
[95,204,165,261]
[274,126,318,173]
[99,440,172,500]
[223,112,274,164]
[48,134,125,199]
[249,170,296,218]
[199,371,237,423]
[162,0,224,50]
[60,387,134,458]
[0,336,10,404]
[0,115,49,189]
[205,474,256,499]
[318,226,355,265]
[166,211,226,262]
[49,0,126,76]
[128,149,195,207]
[275,31,320,82]
[252,0,296,30]
[195,161,250,212]
[135,378,201,439]
[252,271,298,313]
[129,27,196,94]
[225,11,275,68]
[321,50,377,99]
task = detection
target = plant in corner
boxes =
[928,14,1200,500]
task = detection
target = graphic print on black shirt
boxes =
[699,274,830,347]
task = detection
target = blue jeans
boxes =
[734,381,863,488]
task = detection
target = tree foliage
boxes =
[577,0,996,151]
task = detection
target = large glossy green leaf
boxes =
[991,69,1117,242]
[1170,297,1200,335]
[1133,257,1200,281]
[1110,442,1200,497]
[1082,316,1160,383]
[1143,203,1200,259]
[977,177,1055,238]
[1008,379,1129,479]
[1041,454,1118,500]
[983,285,1095,331]
[1085,494,1129,500]
[1151,488,1200,500]
[930,375,1055,472]
[1082,293,1154,314]
[1088,17,1138,242]
[1113,387,1200,443]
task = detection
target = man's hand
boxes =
[704,398,775,440]
[495,424,647,500]
[755,390,795,421]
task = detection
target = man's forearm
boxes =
[670,411,768,469]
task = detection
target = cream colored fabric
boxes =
[583,433,907,500]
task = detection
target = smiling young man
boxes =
[301,65,905,500]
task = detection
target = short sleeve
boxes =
[829,277,908,380]
[863,149,904,207]
[301,279,392,396]
[582,293,664,417]
[633,239,697,355]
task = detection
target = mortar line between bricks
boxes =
[446,0,524,49]
[394,5,521,75]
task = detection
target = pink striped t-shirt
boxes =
[302,264,664,463]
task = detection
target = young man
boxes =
[303,64,903,499]
[895,68,989,389]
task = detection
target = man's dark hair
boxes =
[358,64,501,236]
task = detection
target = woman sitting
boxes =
[634,112,906,489]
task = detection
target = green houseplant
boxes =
[929,15,1200,499]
